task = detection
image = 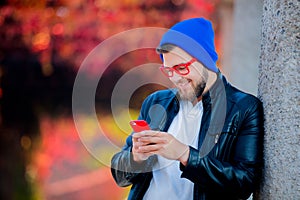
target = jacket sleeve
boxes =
[111,95,156,187]
[180,98,264,199]
[110,135,155,187]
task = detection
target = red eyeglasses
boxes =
[159,58,196,77]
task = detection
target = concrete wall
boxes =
[221,0,263,96]
[257,0,300,199]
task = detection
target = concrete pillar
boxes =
[218,0,234,77]
[221,0,263,96]
[257,0,300,199]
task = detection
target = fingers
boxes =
[133,131,168,144]
[135,143,164,153]
[132,139,151,162]
[132,130,162,138]
[132,131,187,161]
[132,131,165,154]
[138,136,167,145]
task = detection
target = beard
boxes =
[177,79,206,102]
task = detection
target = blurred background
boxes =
[0,0,257,199]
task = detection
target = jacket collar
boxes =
[202,71,227,107]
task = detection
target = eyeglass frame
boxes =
[159,58,197,77]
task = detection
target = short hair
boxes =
[156,44,176,54]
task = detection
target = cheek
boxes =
[189,70,205,82]
[190,65,207,80]
[169,77,176,84]
[169,75,182,82]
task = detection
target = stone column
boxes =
[257,0,300,199]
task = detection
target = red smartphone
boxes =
[130,120,150,132]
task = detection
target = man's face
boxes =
[162,48,208,102]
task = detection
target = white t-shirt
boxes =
[143,100,203,200]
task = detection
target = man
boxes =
[111,18,264,200]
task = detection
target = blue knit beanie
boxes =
[158,18,218,72]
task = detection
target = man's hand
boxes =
[132,132,152,163]
[132,131,190,166]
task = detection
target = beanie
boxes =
[158,18,218,73]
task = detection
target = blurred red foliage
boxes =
[0,0,220,199]
[1,0,220,71]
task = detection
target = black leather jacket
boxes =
[111,73,264,200]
